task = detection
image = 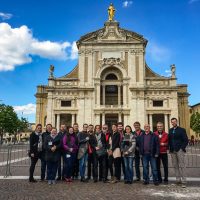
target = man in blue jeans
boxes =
[77,124,89,182]
[138,124,159,185]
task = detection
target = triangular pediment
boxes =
[77,21,147,48]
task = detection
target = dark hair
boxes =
[134,121,141,126]
[88,124,94,127]
[112,123,118,127]
[125,125,132,132]
[73,123,79,126]
[46,123,52,127]
[95,125,101,130]
[171,118,177,121]
[36,124,42,128]
[117,122,124,126]
[83,123,88,127]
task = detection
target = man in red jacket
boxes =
[154,122,168,184]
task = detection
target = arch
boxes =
[96,64,127,80]
[105,73,118,80]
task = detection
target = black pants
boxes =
[156,153,168,182]
[72,153,79,178]
[93,154,106,180]
[121,157,125,180]
[87,153,93,178]
[135,153,141,179]
[29,157,39,180]
[114,157,121,180]
[57,153,65,179]
[105,154,114,179]
[40,156,47,180]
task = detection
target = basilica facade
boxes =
[35,19,190,134]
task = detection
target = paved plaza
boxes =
[0,179,200,200]
[1,144,200,200]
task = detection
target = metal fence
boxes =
[0,143,200,178]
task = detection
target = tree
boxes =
[0,104,29,144]
[190,112,200,136]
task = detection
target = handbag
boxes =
[113,147,121,158]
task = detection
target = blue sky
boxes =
[0,0,200,123]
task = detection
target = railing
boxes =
[0,143,200,177]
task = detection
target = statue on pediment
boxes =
[108,3,115,21]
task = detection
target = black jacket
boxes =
[138,132,160,157]
[133,130,145,156]
[29,132,41,157]
[45,134,61,162]
[168,126,188,152]
[89,132,106,153]
[111,132,121,152]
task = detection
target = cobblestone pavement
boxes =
[0,180,200,200]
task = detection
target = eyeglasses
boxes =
[102,127,107,129]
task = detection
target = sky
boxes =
[0,0,200,123]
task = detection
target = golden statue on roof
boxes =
[108,3,115,21]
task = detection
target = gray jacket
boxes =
[121,133,136,157]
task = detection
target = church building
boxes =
[35,5,190,134]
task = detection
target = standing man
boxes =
[133,121,144,181]
[117,122,125,181]
[169,118,188,187]
[87,124,94,181]
[41,124,52,181]
[102,124,112,182]
[139,124,159,185]
[29,124,43,182]
[72,123,80,179]
[78,124,89,182]
[57,124,67,180]
[154,122,168,184]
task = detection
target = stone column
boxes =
[118,113,122,122]
[149,114,153,130]
[102,85,105,105]
[56,114,60,131]
[96,83,100,106]
[102,113,105,125]
[72,114,75,126]
[164,114,168,132]
[118,85,121,106]
[95,114,100,125]
[123,84,127,107]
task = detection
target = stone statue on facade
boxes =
[108,3,115,21]
[49,65,54,78]
[171,64,176,78]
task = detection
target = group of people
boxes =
[29,117,188,187]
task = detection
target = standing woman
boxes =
[111,124,121,183]
[90,125,107,182]
[29,124,43,182]
[63,127,78,183]
[121,125,136,184]
[45,127,61,185]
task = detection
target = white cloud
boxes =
[123,1,133,8]
[0,23,78,71]
[189,0,200,4]
[146,42,171,63]
[14,103,36,115]
[0,12,13,20]
[70,41,78,59]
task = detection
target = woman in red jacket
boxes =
[154,122,168,184]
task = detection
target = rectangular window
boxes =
[153,100,163,107]
[61,100,71,107]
